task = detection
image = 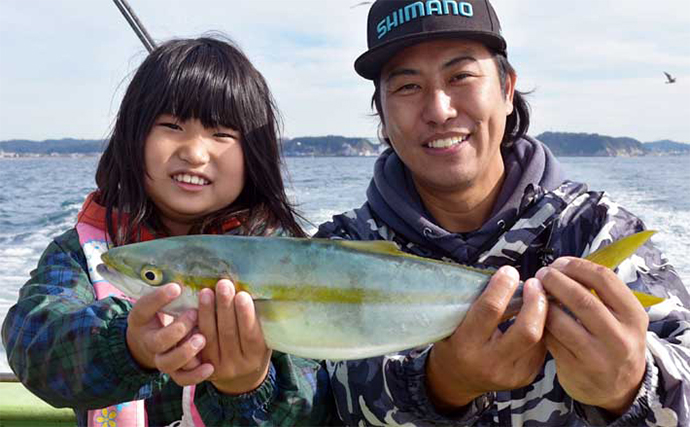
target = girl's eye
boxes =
[160,122,182,130]
[214,132,237,139]
[140,265,164,285]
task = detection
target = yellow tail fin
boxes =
[583,230,664,308]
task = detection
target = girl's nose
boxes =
[422,89,457,126]
[178,136,210,165]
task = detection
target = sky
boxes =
[0,0,688,143]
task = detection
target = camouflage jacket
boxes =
[315,178,690,426]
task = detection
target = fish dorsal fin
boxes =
[584,230,656,269]
[335,240,405,256]
[331,239,495,275]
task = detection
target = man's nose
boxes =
[422,89,457,126]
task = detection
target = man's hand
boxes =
[538,257,648,415]
[198,280,272,395]
[126,283,214,386]
[426,266,548,411]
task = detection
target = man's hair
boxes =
[370,53,530,148]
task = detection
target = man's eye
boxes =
[214,132,236,139]
[395,83,419,93]
[451,73,472,82]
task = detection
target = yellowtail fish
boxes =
[97,230,663,360]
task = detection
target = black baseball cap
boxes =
[355,0,507,80]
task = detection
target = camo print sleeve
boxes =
[317,193,690,426]
[571,194,690,426]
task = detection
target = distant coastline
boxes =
[1,133,689,158]
[537,132,690,157]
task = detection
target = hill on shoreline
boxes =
[0,136,384,158]
[0,138,106,155]
[536,132,690,157]
[1,133,688,157]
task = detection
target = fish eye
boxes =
[140,266,164,285]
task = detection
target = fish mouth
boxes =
[101,252,138,279]
[96,263,148,299]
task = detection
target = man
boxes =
[315,0,690,425]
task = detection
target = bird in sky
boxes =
[664,72,677,84]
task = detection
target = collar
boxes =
[76,191,241,243]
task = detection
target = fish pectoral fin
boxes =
[254,299,301,322]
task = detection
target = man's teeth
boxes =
[173,174,209,185]
[427,135,469,148]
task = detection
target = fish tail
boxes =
[583,230,664,308]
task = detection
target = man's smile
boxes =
[425,134,471,149]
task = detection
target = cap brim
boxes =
[354,30,507,80]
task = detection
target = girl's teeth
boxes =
[174,174,209,185]
[427,135,468,148]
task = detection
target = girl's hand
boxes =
[198,279,272,395]
[127,283,214,386]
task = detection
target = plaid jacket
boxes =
[315,180,690,426]
[1,228,337,426]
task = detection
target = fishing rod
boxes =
[111,0,156,53]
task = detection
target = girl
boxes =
[2,37,334,426]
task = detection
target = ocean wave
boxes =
[0,155,688,375]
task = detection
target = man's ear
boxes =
[505,71,517,116]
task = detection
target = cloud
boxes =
[0,0,688,142]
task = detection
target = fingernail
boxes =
[200,364,214,378]
[529,278,544,293]
[191,335,204,349]
[535,267,548,281]
[166,284,181,298]
[200,290,212,305]
[187,310,197,322]
[235,292,251,306]
[550,258,570,270]
[499,266,520,282]
[218,282,230,296]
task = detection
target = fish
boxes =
[97,230,664,360]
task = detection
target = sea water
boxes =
[1,155,688,373]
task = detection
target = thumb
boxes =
[129,283,181,327]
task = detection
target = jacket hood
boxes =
[366,136,565,263]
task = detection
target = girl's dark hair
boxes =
[96,36,305,245]
[371,52,531,148]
